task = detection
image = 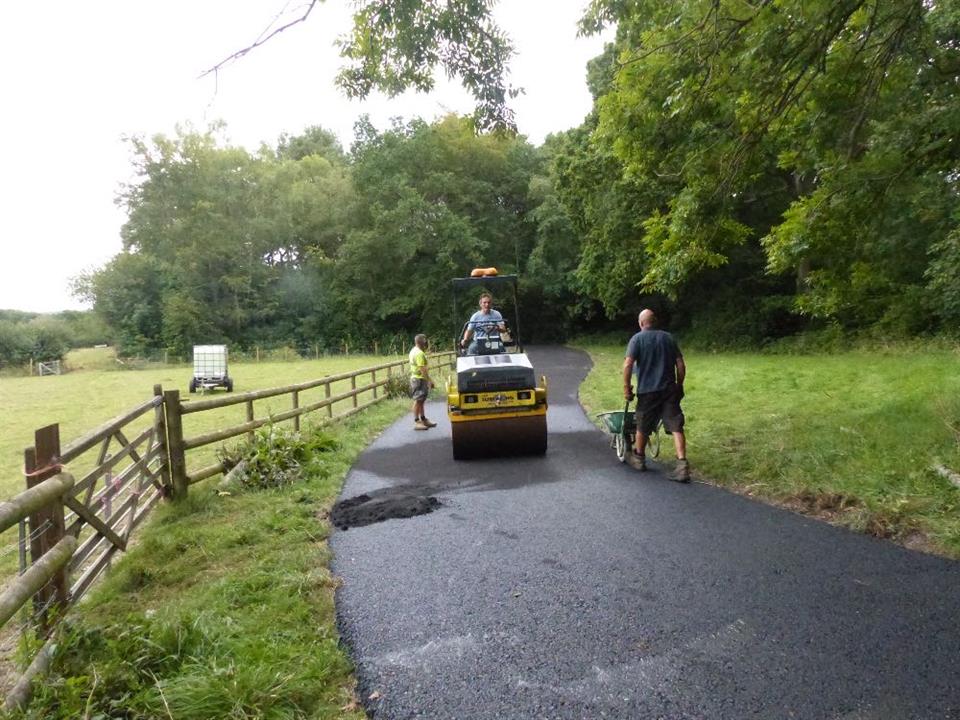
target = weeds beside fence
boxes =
[0,351,455,710]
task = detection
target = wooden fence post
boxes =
[351,376,358,409]
[23,424,67,633]
[293,391,300,433]
[325,383,333,418]
[372,369,378,399]
[152,385,171,496]
[246,400,255,443]
[162,390,188,500]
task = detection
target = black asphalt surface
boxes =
[330,346,960,719]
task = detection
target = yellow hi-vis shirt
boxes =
[409,345,427,379]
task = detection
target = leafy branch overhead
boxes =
[337,0,520,132]
[202,0,520,132]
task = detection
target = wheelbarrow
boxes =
[597,400,661,464]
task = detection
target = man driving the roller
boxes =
[461,292,507,355]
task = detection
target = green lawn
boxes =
[0,348,433,583]
[576,342,960,557]
[0,349,413,499]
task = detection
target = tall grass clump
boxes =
[218,424,340,491]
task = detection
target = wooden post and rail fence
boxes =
[0,351,455,710]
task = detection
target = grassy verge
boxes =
[14,397,410,719]
[576,341,960,558]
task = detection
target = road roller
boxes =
[446,273,548,460]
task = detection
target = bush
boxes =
[679,295,807,352]
[0,315,76,367]
[217,425,339,490]
[27,317,71,362]
[0,320,33,366]
[384,373,411,398]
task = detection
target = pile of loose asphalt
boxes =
[329,346,960,719]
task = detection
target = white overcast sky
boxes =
[0,1,610,313]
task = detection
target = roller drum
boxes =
[451,414,547,460]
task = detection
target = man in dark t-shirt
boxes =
[622,309,690,481]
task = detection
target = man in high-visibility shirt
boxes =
[409,334,436,430]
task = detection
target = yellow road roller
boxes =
[446,273,548,460]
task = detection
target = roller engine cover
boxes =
[456,354,536,393]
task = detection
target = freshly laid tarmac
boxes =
[330,346,960,719]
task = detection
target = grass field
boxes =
[0,346,434,582]
[576,342,960,557]
[0,347,415,499]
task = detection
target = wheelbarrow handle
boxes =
[621,398,637,438]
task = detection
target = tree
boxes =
[260,149,355,267]
[26,316,72,363]
[56,310,112,348]
[581,0,960,332]
[276,126,346,164]
[73,253,168,355]
[334,115,540,341]
[120,129,274,351]
[205,0,518,132]
[110,125,359,353]
[0,320,34,366]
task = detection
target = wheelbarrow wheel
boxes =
[615,432,628,463]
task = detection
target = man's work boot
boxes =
[671,458,691,483]
[421,417,437,428]
[414,420,429,431]
[631,449,647,471]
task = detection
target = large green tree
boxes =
[580,0,960,333]
[333,115,542,342]
[73,253,168,355]
[87,125,357,354]
[81,117,552,354]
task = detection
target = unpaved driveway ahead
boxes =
[330,346,960,719]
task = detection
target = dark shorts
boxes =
[410,378,429,401]
[635,384,684,435]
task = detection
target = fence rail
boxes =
[0,350,455,710]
